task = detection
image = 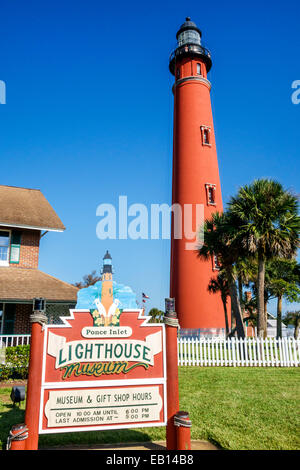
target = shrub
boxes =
[0,345,30,381]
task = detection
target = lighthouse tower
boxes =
[169,18,225,332]
[100,250,114,314]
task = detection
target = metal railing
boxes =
[169,43,212,64]
[0,334,31,347]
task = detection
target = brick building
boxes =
[0,185,78,335]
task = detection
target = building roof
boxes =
[0,185,66,231]
[0,267,78,302]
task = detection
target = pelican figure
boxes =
[107,298,121,318]
[93,298,107,319]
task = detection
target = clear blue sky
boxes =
[0,0,299,314]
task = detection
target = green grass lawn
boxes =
[0,367,299,450]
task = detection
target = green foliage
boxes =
[0,345,30,381]
[266,259,300,302]
[228,179,300,260]
[227,179,300,337]
[73,270,101,289]
[148,308,164,323]
[200,179,300,338]
[284,310,300,326]
[283,310,300,339]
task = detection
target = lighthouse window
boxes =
[213,254,221,271]
[197,63,202,75]
[205,184,216,206]
[201,126,211,146]
[178,30,201,47]
[203,129,210,145]
[208,187,215,203]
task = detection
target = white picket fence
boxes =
[1,334,299,368]
[178,337,300,367]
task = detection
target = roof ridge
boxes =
[0,184,41,191]
[36,269,79,290]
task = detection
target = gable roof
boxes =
[0,185,65,231]
[0,267,78,302]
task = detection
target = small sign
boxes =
[39,309,166,434]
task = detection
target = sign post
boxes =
[164,299,180,450]
[24,310,47,450]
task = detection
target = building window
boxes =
[0,303,15,334]
[176,67,180,79]
[205,184,216,206]
[201,126,211,146]
[2,304,15,334]
[196,63,202,75]
[0,231,10,266]
[9,231,21,264]
[0,304,3,334]
[213,254,221,271]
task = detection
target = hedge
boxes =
[0,345,30,381]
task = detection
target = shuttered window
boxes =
[10,231,21,264]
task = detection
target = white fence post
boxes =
[175,336,299,368]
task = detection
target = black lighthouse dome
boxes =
[102,250,113,274]
[169,17,212,75]
[103,250,112,260]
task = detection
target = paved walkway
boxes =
[41,440,218,451]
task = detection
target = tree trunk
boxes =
[294,318,300,340]
[264,300,268,339]
[226,267,245,338]
[276,295,282,339]
[221,296,230,337]
[231,306,236,331]
[238,275,245,322]
[257,257,265,338]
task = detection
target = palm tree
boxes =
[266,259,300,338]
[284,310,300,339]
[197,212,245,338]
[234,257,257,320]
[228,179,300,338]
[148,308,164,323]
[208,272,230,337]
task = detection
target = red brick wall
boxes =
[17,230,40,269]
[13,303,31,334]
[0,227,41,269]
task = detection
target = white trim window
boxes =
[200,125,212,146]
[205,184,217,206]
[0,230,10,266]
[213,254,221,271]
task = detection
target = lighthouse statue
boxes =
[96,250,117,326]
[169,18,226,333]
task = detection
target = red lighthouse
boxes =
[169,18,226,333]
